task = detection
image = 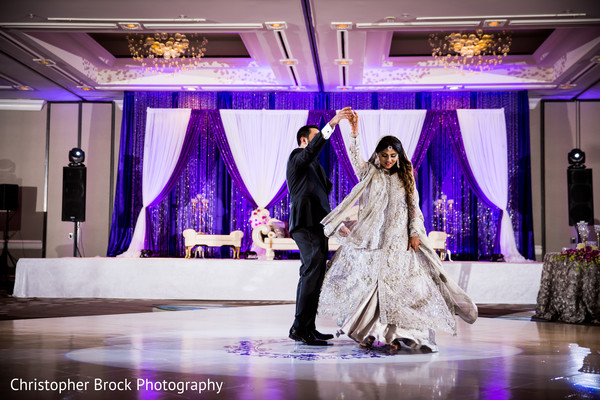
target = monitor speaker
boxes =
[62,166,86,222]
[0,184,18,211]
[567,168,594,226]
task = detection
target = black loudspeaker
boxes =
[62,166,86,222]
[567,168,594,226]
[0,184,18,211]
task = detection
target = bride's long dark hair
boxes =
[368,135,415,200]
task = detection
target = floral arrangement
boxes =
[249,207,270,228]
[557,246,600,269]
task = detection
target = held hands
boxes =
[408,236,421,252]
[329,107,359,137]
[329,107,353,127]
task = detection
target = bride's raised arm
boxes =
[348,111,369,177]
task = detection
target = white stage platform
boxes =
[13,257,543,304]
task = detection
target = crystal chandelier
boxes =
[429,29,511,72]
[127,33,208,74]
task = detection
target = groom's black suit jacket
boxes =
[286,132,333,234]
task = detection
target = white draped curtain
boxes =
[219,110,308,207]
[337,110,427,162]
[456,109,526,262]
[119,108,192,257]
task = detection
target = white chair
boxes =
[427,231,452,261]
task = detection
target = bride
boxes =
[317,110,477,352]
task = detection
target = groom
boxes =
[286,107,352,346]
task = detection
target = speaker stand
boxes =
[1,210,17,289]
[73,221,81,257]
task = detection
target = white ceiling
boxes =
[1,0,599,103]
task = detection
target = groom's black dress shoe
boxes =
[289,329,331,346]
[312,330,334,340]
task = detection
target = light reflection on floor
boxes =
[1,304,599,399]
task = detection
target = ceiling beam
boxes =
[300,0,323,92]
[0,48,84,101]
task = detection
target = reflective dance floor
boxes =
[0,303,598,399]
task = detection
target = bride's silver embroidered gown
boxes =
[318,137,468,352]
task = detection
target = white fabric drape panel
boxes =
[119,108,192,257]
[337,110,427,161]
[220,110,308,207]
[456,109,526,262]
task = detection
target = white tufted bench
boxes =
[182,229,244,259]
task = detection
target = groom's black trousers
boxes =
[290,226,329,334]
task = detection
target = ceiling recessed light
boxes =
[559,83,577,89]
[335,59,353,65]
[182,86,199,91]
[290,86,305,90]
[337,86,352,91]
[77,85,94,91]
[331,22,353,30]
[446,85,463,90]
[33,58,56,66]
[13,85,33,91]
[280,59,298,65]
[591,55,600,64]
[265,21,287,30]
[483,19,507,27]
[118,22,142,30]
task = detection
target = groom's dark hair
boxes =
[296,125,320,146]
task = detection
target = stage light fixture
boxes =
[331,22,353,30]
[33,58,57,66]
[118,22,142,30]
[68,148,85,167]
[265,21,287,30]
[483,19,507,27]
[559,83,577,89]
[567,148,585,169]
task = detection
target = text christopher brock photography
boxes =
[10,377,224,395]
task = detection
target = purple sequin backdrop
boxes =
[107,91,534,260]
[417,92,533,258]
